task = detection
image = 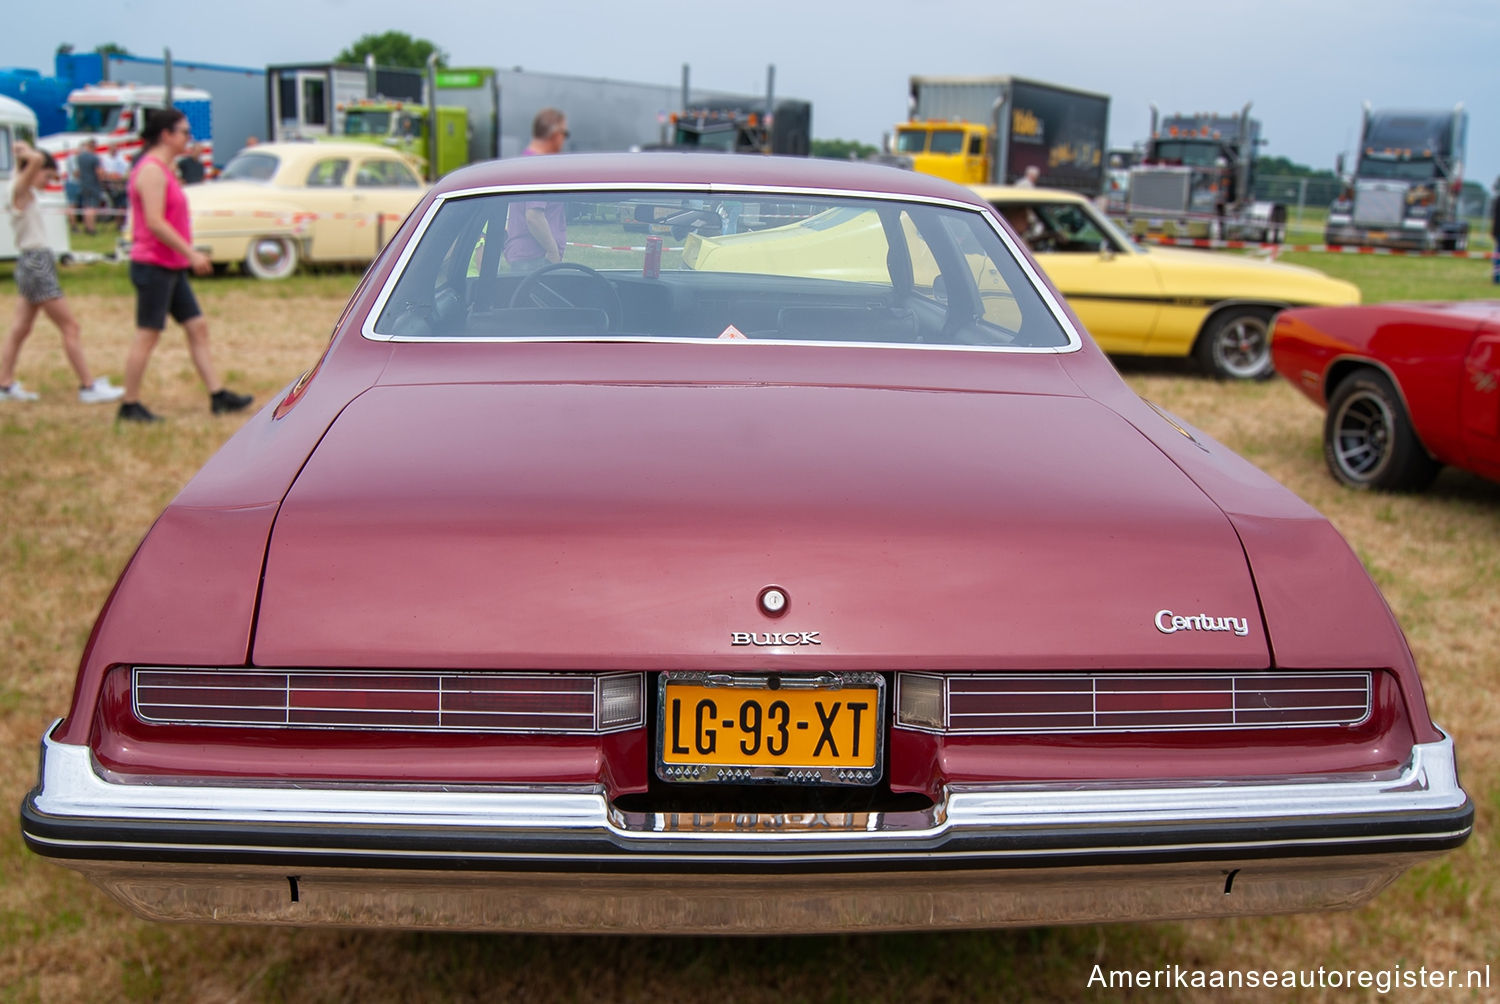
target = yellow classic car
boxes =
[971,185,1360,379]
[187,141,426,279]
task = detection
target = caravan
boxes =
[0,94,70,261]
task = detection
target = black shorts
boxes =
[130,262,203,330]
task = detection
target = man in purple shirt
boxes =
[504,108,569,272]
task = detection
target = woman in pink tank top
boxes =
[119,108,251,423]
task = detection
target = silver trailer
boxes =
[492,68,677,157]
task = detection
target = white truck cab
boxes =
[1,94,71,261]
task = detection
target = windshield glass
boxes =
[372,189,1070,349]
[893,130,927,154]
[68,104,123,133]
[344,110,392,137]
[1149,140,1221,167]
[1365,115,1451,152]
[928,130,966,155]
[219,151,279,182]
[997,198,1136,255]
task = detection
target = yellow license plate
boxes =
[657,673,884,785]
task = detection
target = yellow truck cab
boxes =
[892,121,990,184]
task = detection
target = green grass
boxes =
[1,242,1497,1003]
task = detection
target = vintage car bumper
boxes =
[21,725,1471,934]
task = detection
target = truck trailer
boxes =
[891,75,1109,195]
[1325,104,1469,251]
[1118,104,1287,243]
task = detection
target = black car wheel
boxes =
[1323,370,1441,491]
[1195,307,1275,380]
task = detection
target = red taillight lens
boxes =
[896,672,1371,734]
[133,669,643,734]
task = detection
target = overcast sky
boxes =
[5,0,1496,187]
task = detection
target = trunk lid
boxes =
[254,382,1268,670]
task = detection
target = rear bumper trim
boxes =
[21,725,1471,931]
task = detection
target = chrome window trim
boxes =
[360,182,1084,353]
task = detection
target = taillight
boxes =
[896,672,1371,734]
[133,668,644,734]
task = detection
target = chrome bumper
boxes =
[22,726,1471,933]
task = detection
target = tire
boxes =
[1323,370,1440,492]
[1194,307,1276,380]
[244,236,299,280]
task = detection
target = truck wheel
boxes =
[1323,370,1440,491]
[1194,307,1275,381]
[244,236,299,280]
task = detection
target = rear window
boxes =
[370,189,1071,350]
[220,151,278,182]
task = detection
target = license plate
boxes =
[1366,231,1388,242]
[657,672,885,785]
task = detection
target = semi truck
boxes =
[1324,103,1469,251]
[333,100,469,180]
[329,66,501,181]
[38,82,213,183]
[90,53,265,168]
[670,97,811,155]
[267,62,425,143]
[1118,104,1287,242]
[9,50,263,187]
[890,75,1109,195]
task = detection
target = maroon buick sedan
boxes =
[22,154,1470,934]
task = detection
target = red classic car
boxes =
[22,154,1470,934]
[1272,301,1500,491]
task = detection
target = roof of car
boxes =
[969,184,1090,206]
[433,152,992,206]
[241,141,418,163]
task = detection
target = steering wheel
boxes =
[509,262,623,331]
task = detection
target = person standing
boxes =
[1491,177,1499,285]
[503,108,569,273]
[176,142,206,185]
[100,145,130,222]
[118,108,251,423]
[73,138,104,234]
[0,140,123,404]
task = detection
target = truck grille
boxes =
[1353,184,1406,227]
[1128,170,1191,214]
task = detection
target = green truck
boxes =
[334,100,469,180]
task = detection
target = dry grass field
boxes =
[2,255,1497,1002]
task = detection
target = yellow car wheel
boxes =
[1195,307,1275,381]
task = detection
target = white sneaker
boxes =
[79,377,125,404]
[0,382,40,402]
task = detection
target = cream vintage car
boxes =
[971,185,1360,379]
[187,141,425,279]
